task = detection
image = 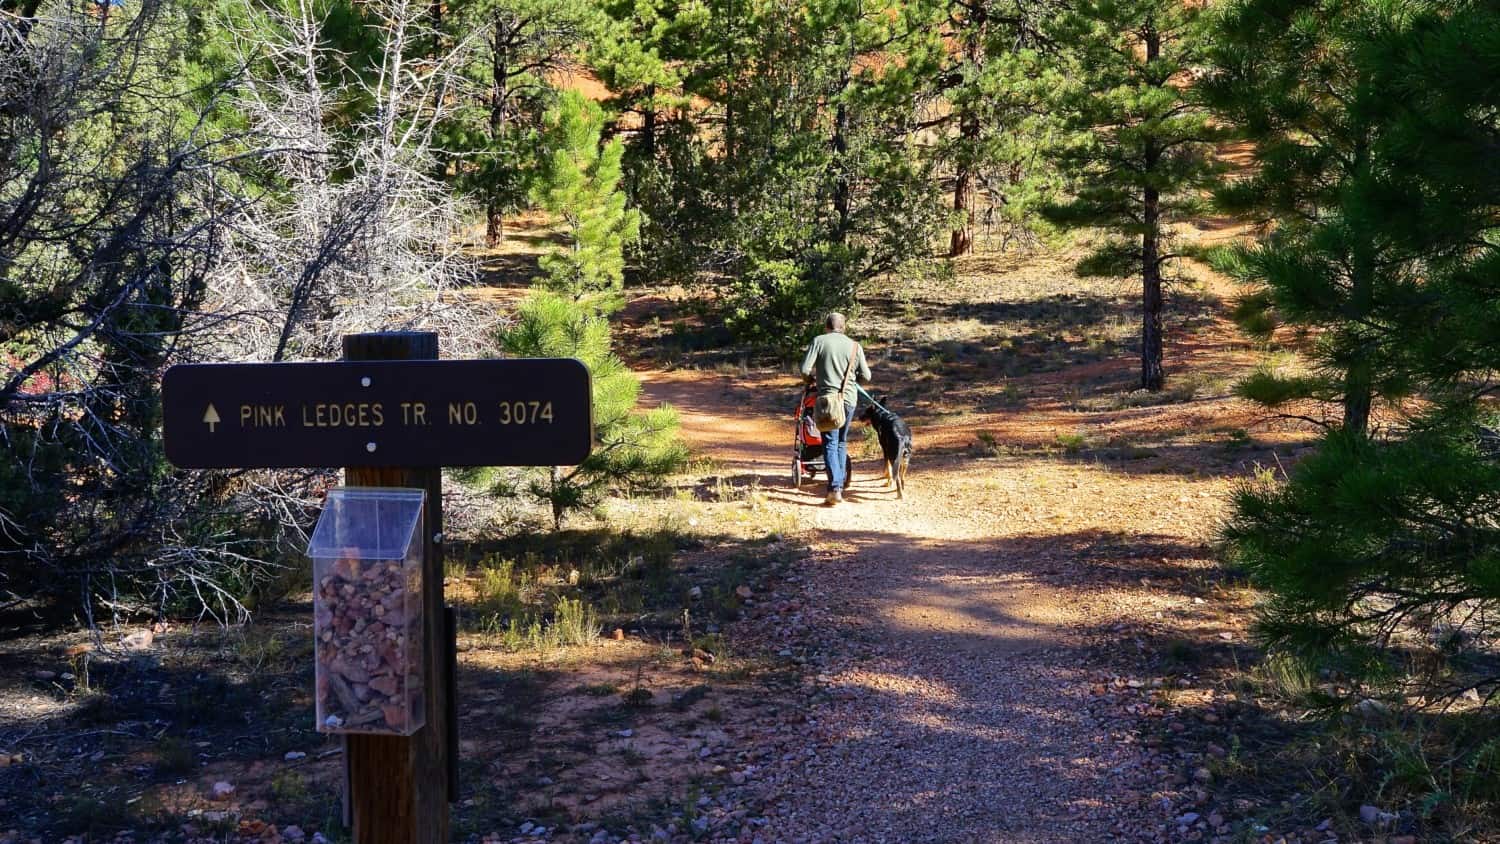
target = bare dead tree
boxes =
[209,0,493,365]
[1,0,495,627]
[0,1,271,624]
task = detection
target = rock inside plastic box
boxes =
[314,549,420,733]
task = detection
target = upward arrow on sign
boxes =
[203,403,220,432]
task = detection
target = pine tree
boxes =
[532,90,642,312]
[1042,0,1218,391]
[1219,1,1500,702]
[588,0,721,285]
[803,0,948,267]
[936,0,1061,256]
[485,90,680,527]
[497,293,687,528]
[590,0,949,347]
[590,0,687,164]
[727,0,948,346]
[1203,0,1416,434]
[1367,4,1500,392]
[1223,412,1500,666]
[440,0,599,246]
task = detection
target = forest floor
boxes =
[0,220,1369,844]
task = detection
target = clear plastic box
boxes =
[308,487,426,736]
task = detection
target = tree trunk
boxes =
[949,172,973,256]
[1141,197,1165,392]
[725,98,735,164]
[550,465,563,531]
[723,7,736,169]
[642,83,657,161]
[429,0,445,182]
[1343,368,1372,434]
[484,203,504,249]
[833,98,851,245]
[831,57,853,246]
[1344,252,1375,435]
[1343,144,1375,436]
[485,17,509,248]
[949,1,986,257]
[949,113,978,256]
[1139,24,1165,392]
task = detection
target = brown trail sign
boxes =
[162,333,594,843]
[162,357,592,469]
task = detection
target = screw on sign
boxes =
[160,332,593,844]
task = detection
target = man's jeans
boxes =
[824,402,855,492]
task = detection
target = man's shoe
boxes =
[825,490,839,506]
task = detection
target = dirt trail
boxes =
[638,369,795,476]
[641,369,1234,843]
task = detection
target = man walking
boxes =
[800,312,871,506]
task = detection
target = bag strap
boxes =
[836,341,859,400]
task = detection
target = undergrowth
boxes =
[1216,650,1500,842]
[450,522,799,653]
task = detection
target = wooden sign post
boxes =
[161,332,593,843]
[342,332,449,844]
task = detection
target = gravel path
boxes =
[739,459,1173,843]
[639,370,1237,843]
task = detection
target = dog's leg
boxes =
[896,453,910,500]
[884,459,893,487]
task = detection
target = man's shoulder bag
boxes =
[814,343,859,433]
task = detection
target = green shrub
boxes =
[474,559,523,618]
[1223,416,1500,690]
[722,250,860,354]
[492,293,688,528]
[550,596,601,647]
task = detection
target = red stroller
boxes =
[791,384,852,488]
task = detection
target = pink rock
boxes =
[331,658,369,684]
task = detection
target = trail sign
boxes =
[161,336,595,842]
[161,358,593,469]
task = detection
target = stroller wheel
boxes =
[845,454,853,483]
[792,459,803,488]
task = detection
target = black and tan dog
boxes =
[858,400,913,499]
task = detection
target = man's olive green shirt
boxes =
[800,331,871,407]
